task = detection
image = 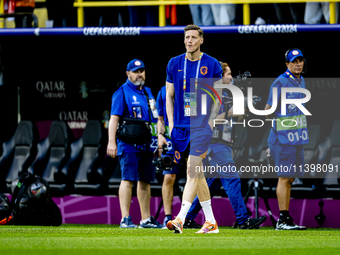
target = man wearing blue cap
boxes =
[265,49,309,230]
[107,59,163,229]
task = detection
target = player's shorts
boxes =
[118,151,155,182]
[171,124,212,162]
[268,143,304,178]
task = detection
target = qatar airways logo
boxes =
[200,84,311,128]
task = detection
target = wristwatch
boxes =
[157,133,165,137]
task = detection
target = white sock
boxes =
[141,217,151,224]
[177,201,192,224]
[200,199,216,224]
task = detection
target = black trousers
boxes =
[274,3,305,24]
[15,7,34,28]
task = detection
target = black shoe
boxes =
[139,216,164,228]
[275,215,307,230]
[239,215,267,229]
[183,219,202,229]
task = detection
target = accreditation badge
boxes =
[184,92,197,117]
[222,124,232,143]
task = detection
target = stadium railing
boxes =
[0,0,339,28]
[0,23,340,36]
[72,0,340,27]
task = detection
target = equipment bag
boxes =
[7,173,62,226]
[0,193,12,225]
[116,87,152,145]
[117,117,152,145]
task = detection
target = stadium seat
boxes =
[72,120,108,195]
[303,124,322,170]
[48,137,83,196]
[288,124,323,198]
[27,121,73,188]
[4,121,39,193]
[321,120,340,198]
[0,137,15,192]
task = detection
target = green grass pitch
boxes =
[1,225,339,255]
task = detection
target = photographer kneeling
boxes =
[107,59,163,229]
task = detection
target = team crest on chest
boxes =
[200,66,208,75]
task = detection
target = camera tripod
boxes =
[236,150,277,228]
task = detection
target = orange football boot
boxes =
[166,217,183,234]
[196,221,219,234]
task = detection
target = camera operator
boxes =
[185,62,267,229]
[107,59,163,229]
[264,49,309,230]
[156,85,186,227]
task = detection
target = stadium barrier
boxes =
[0,24,340,36]
[0,0,338,28]
[72,0,340,27]
[4,194,339,227]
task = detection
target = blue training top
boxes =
[110,78,156,155]
[166,53,223,129]
[267,69,309,146]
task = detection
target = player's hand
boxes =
[107,141,118,158]
[157,135,169,157]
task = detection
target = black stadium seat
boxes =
[289,124,322,188]
[0,137,15,192]
[27,121,73,189]
[321,120,340,197]
[73,120,107,195]
[5,121,39,193]
[288,124,323,198]
[50,137,84,196]
[304,124,322,166]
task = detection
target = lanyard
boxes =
[285,70,301,87]
[183,52,203,92]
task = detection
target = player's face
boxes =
[184,30,203,54]
[286,58,304,77]
[127,69,145,85]
[222,66,232,84]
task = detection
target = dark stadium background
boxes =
[0,31,339,145]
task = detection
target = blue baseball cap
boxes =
[126,59,145,71]
[286,49,305,62]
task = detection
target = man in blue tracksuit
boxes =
[186,62,267,229]
[265,49,309,230]
[107,59,163,229]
